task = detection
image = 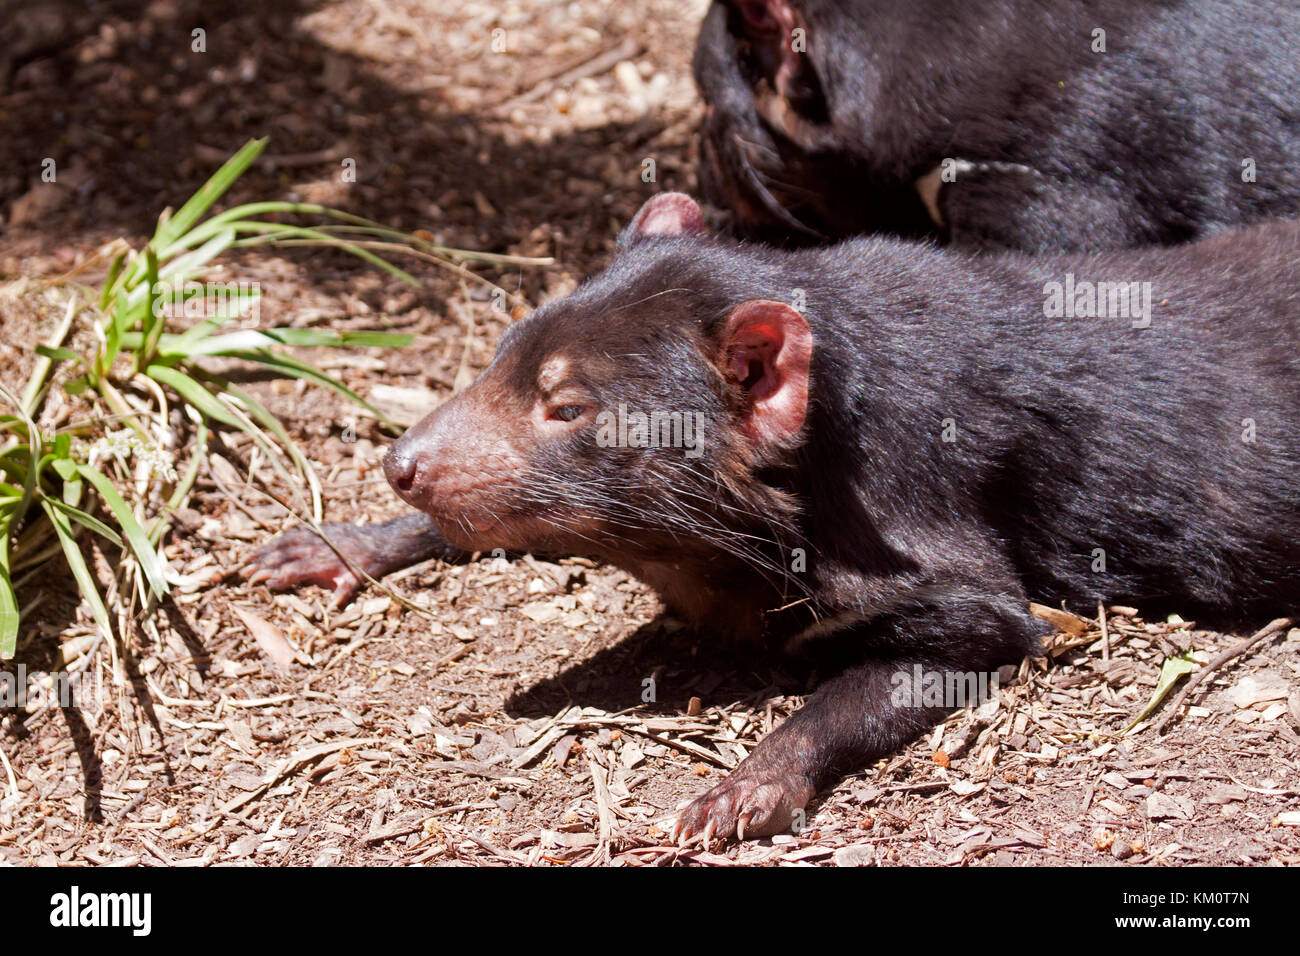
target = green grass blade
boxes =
[225,349,386,421]
[150,409,208,546]
[196,373,323,520]
[152,205,421,288]
[0,385,42,541]
[39,500,114,645]
[34,346,84,366]
[74,463,169,600]
[99,249,129,310]
[149,138,268,257]
[0,518,17,657]
[230,225,420,286]
[0,582,16,658]
[46,498,124,548]
[261,329,413,349]
[156,227,238,284]
[1125,651,1198,733]
[146,364,246,430]
[149,365,312,515]
[170,328,411,356]
[131,315,238,358]
[137,246,164,369]
[121,228,242,318]
[160,201,370,256]
[100,287,129,382]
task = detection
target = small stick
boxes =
[586,753,615,866]
[1153,617,1295,734]
[1098,599,1110,662]
[458,828,527,865]
[0,740,19,806]
[1079,779,1097,816]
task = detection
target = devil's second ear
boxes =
[719,299,812,447]
[620,193,706,243]
[727,0,800,37]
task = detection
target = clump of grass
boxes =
[0,137,547,665]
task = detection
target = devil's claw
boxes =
[241,524,368,607]
[672,768,816,846]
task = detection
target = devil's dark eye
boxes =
[551,404,586,422]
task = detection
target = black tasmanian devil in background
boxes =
[246,193,1300,842]
[694,0,1300,249]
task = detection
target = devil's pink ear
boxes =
[724,0,807,106]
[720,300,812,447]
[626,193,705,239]
[731,0,798,35]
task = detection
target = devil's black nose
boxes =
[383,446,418,492]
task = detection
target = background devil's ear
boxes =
[621,192,706,243]
[730,0,798,37]
[719,299,812,447]
[722,0,825,124]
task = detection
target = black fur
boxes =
[523,217,1300,837]
[248,211,1300,840]
[554,218,1300,629]
[695,0,1300,250]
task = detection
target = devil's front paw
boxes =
[672,766,816,846]
[242,524,368,607]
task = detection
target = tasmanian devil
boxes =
[694,0,1300,249]
[245,193,1300,842]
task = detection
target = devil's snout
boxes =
[383,442,419,494]
[382,401,460,510]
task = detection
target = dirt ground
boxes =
[1,0,1297,867]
